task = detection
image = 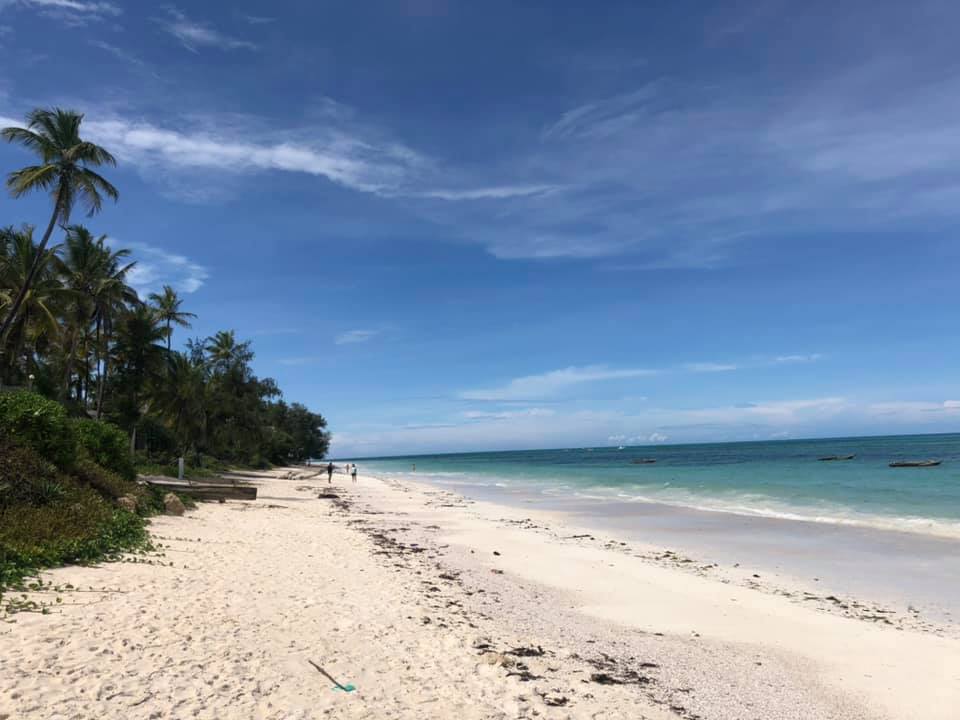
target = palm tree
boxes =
[0,108,118,346]
[153,351,208,458]
[58,226,137,406]
[205,330,253,372]
[111,304,168,453]
[0,227,67,384]
[149,285,196,351]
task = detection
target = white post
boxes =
[178,457,185,482]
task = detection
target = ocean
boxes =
[351,433,960,540]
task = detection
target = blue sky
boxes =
[1,0,959,457]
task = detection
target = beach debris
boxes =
[539,692,569,707]
[316,492,340,499]
[507,667,544,681]
[472,637,494,650]
[163,493,186,516]
[308,659,355,692]
[507,645,546,657]
[493,551,501,556]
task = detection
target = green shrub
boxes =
[72,418,135,481]
[0,391,75,469]
[73,457,141,502]
[0,440,68,508]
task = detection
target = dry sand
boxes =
[1,469,957,719]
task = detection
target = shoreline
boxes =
[405,472,960,625]
[2,469,958,719]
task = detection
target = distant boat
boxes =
[818,455,856,461]
[617,445,625,450]
[631,458,657,465]
[889,460,942,468]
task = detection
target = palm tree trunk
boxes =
[96,335,109,420]
[167,318,171,352]
[0,189,63,348]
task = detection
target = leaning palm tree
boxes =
[0,227,67,384]
[0,108,118,345]
[149,285,196,351]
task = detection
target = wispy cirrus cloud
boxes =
[335,329,379,345]
[683,362,739,373]
[106,239,209,295]
[158,7,257,52]
[775,353,823,364]
[417,185,561,201]
[4,0,120,24]
[460,365,658,402]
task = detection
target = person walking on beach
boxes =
[326,462,333,484]
[351,464,358,483]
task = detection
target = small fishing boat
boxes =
[889,460,942,468]
[617,445,625,450]
[818,455,856,461]
[631,458,657,465]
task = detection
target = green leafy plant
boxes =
[0,391,76,469]
[72,418,135,481]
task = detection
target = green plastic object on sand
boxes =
[308,659,355,693]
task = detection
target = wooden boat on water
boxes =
[818,455,856,461]
[889,460,942,468]
[631,458,657,465]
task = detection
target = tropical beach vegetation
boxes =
[0,107,330,601]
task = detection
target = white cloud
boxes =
[334,329,379,345]
[648,432,669,443]
[5,0,119,24]
[72,115,422,195]
[463,408,555,421]
[242,14,275,24]
[159,7,257,52]
[460,365,658,402]
[774,353,823,364]
[107,238,209,296]
[683,362,739,373]
[418,185,561,201]
[89,40,147,68]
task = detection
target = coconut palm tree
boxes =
[0,108,118,346]
[58,226,137,406]
[0,227,67,384]
[149,285,196,351]
[90,246,139,419]
[111,304,168,453]
[153,351,208,458]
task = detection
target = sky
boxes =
[1,0,960,457]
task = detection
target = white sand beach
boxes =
[2,468,958,720]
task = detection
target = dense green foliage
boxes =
[0,107,332,599]
[0,107,331,469]
[72,418,135,480]
[0,390,76,468]
[0,438,149,593]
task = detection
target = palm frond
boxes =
[6,164,58,197]
[0,127,56,160]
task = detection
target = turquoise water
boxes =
[350,434,960,538]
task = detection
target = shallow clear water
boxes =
[347,434,960,539]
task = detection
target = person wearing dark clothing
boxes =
[327,462,334,483]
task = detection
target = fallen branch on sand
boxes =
[308,659,354,692]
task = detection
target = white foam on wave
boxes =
[360,466,960,540]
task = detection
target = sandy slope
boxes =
[1,469,957,719]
